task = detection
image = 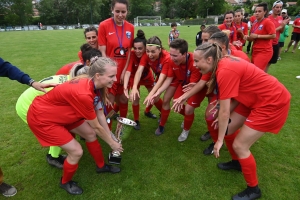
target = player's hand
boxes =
[129,88,140,102]
[172,95,187,113]
[31,82,58,93]
[123,88,129,99]
[212,118,219,130]
[182,82,196,93]
[110,141,123,153]
[213,140,223,158]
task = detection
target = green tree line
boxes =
[0,0,299,26]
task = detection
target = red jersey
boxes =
[229,43,237,51]
[216,57,290,109]
[29,78,102,125]
[56,61,82,75]
[78,51,83,63]
[250,18,276,51]
[139,50,171,82]
[218,23,237,44]
[98,18,134,83]
[268,15,283,45]
[233,22,248,49]
[167,53,201,85]
[231,49,250,62]
[250,16,256,24]
[127,51,152,81]
[293,18,300,33]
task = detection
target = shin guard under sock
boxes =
[205,119,218,142]
[184,113,194,131]
[145,104,153,113]
[239,153,258,187]
[62,159,78,184]
[154,99,163,112]
[132,104,140,121]
[224,130,240,160]
[119,103,128,118]
[86,140,105,168]
[159,108,170,127]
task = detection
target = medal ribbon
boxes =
[112,18,124,53]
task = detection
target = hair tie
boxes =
[146,44,161,48]
[90,56,100,66]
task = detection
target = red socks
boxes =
[145,104,153,113]
[113,103,119,113]
[62,159,78,184]
[239,153,258,187]
[205,119,218,142]
[132,104,140,121]
[119,103,128,118]
[154,98,163,111]
[86,140,105,169]
[159,108,170,127]
[183,113,194,130]
[224,130,240,160]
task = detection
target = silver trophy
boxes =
[108,117,136,164]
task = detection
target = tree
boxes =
[129,0,156,21]
[0,0,32,26]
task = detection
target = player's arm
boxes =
[99,46,107,57]
[86,117,123,152]
[130,65,144,101]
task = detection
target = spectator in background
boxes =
[168,22,179,46]
[278,15,290,60]
[295,11,300,19]
[246,14,256,54]
[195,25,206,46]
[284,13,300,53]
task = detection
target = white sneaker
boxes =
[178,129,189,142]
[296,76,300,79]
[180,121,184,129]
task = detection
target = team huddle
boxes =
[4,0,292,200]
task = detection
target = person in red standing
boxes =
[98,0,134,129]
[78,27,99,63]
[130,36,169,133]
[194,42,291,200]
[27,57,123,195]
[218,11,242,49]
[265,0,290,72]
[284,11,300,53]
[244,3,276,72]
[246,14,256,54]
[233,9,248,51]
[123,30,156,130]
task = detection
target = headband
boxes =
[146,44,161,48]
[273,0,283,8]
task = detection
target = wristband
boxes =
[28,79,35,86]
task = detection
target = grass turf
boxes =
[0,26,300,200]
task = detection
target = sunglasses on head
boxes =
[86,36,97,39]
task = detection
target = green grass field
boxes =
[0,26,300,200]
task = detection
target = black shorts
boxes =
[268,44,279,64]
[291,32,300,42]
[278,42,284,47]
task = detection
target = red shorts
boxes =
[251,50,272,71]
[234,103,251,118]
[128,75,154,89]
[243,101,290,134]
[27,108,84,147]
[173,83,207,108]
[108,82,125,96]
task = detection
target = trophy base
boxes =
[108,152,122,165]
